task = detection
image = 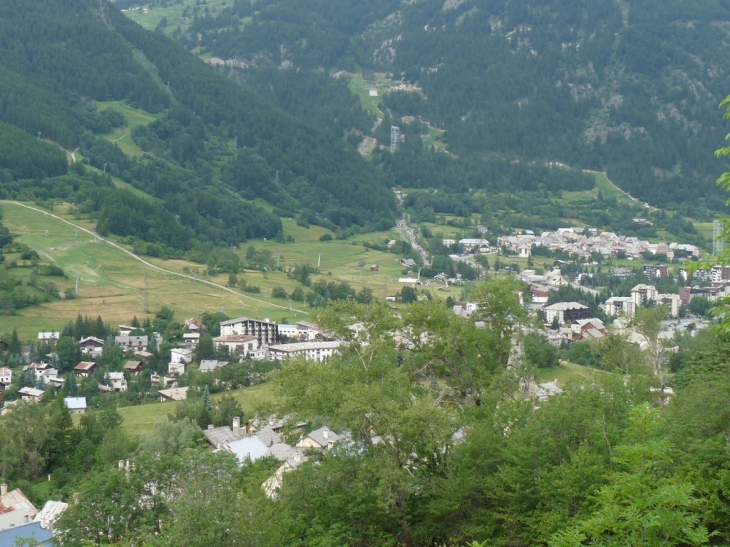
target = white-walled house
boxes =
[213,335,260,358]
[0,367,11,387]
[170,348,194,365]
[296,426,341,450]
[105,372,127,393]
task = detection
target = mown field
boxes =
[117,382,277,438]
[0,201,426,340]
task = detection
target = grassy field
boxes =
[124,0,243,37]
[535,361,594,385]
[97,100,161,158]
[0,202,425,340]
[118,382,277,438]
[0,202,319,339]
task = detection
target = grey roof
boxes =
[255,426,282,448]
[265,443,300,461]
[0,522,53,547]
[199,360,229,372]
[223,436,268,464]
[305,426,341,448]
[203,425,245,448]
[64,397,87,410]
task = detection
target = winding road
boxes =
[6,201,309,314]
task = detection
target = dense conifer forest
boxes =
[182,0,730,217]
[0,0,396,254]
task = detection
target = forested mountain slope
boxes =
[0,0,395,253]
[181,0,730,216]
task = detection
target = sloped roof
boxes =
[223,436,268,464]
[203,425,245,448]
[0,522,52,547]
[265,443,300,461]
[255,426,282,448]
[74,361,95,371]
[304,426,340,448]
[199,360,229,372]
[63,397,87,411]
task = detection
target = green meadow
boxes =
[117,382,277,438]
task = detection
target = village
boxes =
[0,220,723,543]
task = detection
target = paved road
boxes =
[397,214,431,266]
[6,201,308,314]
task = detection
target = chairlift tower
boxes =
[390,126,400,153]
[713,220,724,256]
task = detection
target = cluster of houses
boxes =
[201,415,343,499]
[497,227,700,260]
[0,316,346,414]
[0,483,68,544]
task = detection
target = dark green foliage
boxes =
[0,122,68,180]
[524,332,559,369]
[107,7,396,231]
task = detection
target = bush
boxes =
[272,286,288,298]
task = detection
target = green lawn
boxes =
[124,0,242,37]
[97,100,161,158]
[535,361,594,385]
[118,382,277,438]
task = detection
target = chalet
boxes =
[185,318,203,333]
[64,397,87,414]
[134,350,154,362]
[571,318,607,337]
[296,426,341,451]
[26,362,54,382]
[158,386,188,402]
[18,387,44,403]
[400,258,417,268]
[115,335,148,352]
[168,361,186,375]
[105,372,127,392]
[74,361,96,378]
[213,334,260,358]
[0,484,39,529]
[0,367,11,388]
[369,265,379,272]
[183,333,200,349]
[0,340,8,352]
[219,317,279,346]
[123,360,144,376]
[268,341,343,362]
[118,325,135,336]
[78,336,105,357]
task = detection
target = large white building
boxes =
[220,317,279,345]
[268,341,343,362]
[543,302,590,325]
[604,296,636,318]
